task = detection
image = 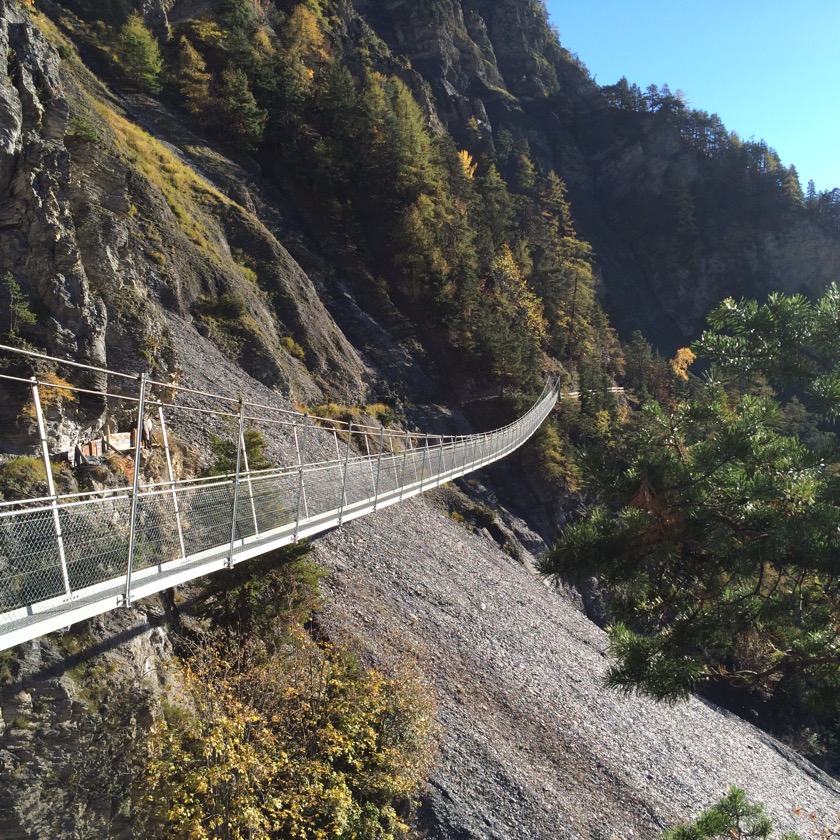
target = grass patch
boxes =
[281,335,305,361]
[0,456,51,499]
[310,401,400,428]
[94,100,229,257]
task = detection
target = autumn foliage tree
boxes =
[142,634,436,840]
[175,36,211,118]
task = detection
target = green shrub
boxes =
[469,504,495,529]
[206,424,270,475]
[197,292,247,321]
[67,113,100,143]
[661,787,802,839]
[193,541,324,642]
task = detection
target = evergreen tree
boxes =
[214,66,266,150]
[1,272,36,343]
[624,330,655,395]
[472,164,514,268]
[541,285,840,710]
[661,787,801,840]
[116,12,163,94]
[214,0,256,33]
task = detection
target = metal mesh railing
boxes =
[0,343,610,650]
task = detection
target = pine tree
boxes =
[214,66,266,150]
[116,13,163,94]
[661,787,800,840]
[541,285,840,708]
[176,36,211,118]
[2,272,36,342]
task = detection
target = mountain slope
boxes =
[2,1,840,837]
[351,0,840,348]
[316,495,840,838]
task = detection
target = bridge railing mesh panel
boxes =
[64,496,132,588]
[0,342,584,647]
[0,507,65,611]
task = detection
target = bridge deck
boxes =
[0,343,590,650]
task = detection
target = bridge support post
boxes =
[373,426,385,510]
[293,415,309,540]
[363,430,376,497]
[418,439,428,492]
[227,397,246,567]
[436,435,445,485]
[158,406,186,561]
[240,418,259,538]
[125,373,149,606]
[389,431,398,489]
[338,423,353,525]
[399,432,410,501]
[31,379,72,598]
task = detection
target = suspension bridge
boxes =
[0,344,619,652]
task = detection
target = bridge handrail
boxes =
[0,343,622,650]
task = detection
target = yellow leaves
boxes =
[457,149,477,180]
[144,636,436,839]
[187,19,225,49]
[252,26,274,60]
[490,244,548,340]
[20,372,76,420]
[283,4,329,95]
[670,347,696,381]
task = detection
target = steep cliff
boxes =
[351,0,840,348]
[0,0,383,448]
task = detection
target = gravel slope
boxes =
[162,315,840,838]
[313,494,840,840]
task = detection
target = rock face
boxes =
[0,0,378,453]
[0,2,106,370]
[0,609,174,840]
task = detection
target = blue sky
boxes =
[544,1,840,193]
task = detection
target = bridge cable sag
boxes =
[0,343,620,650]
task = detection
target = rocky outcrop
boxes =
[0,607,173,840]
[0,0,106,372]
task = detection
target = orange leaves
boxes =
[670,347,696,381]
